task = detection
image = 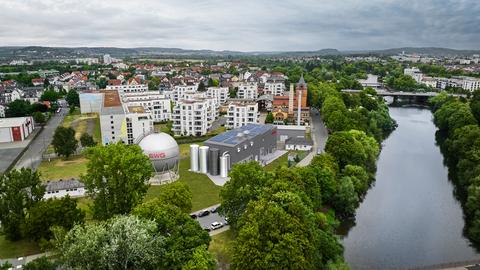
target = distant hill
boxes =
[0,46,479,60]
[348,47,480,57]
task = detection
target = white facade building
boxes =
[226,100,259,129]
[167,85,198,102]
[103,54,112,65]
[404,67,423,83]
[462,77,480,92]
[237,82,258,99]
[0,116,35,143]
[122,92,172,122]
[44,179,86,199]
[264,81,286,96]
[99,91,153,145]
[172,98,217,136]
[106,78,148,93]
[0,105,5,118]
[206,87,229,105]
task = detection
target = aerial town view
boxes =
[0,1,480,269]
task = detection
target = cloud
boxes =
[0,0,478,51]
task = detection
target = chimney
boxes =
[297,89,302,126]
[288,83,294,115]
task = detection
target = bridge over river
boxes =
[341,89,467,101]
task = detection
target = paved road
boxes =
[0,253,48,268]
[297,108,328,167]
[15,101,67,170]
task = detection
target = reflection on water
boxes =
[342,107,479,270]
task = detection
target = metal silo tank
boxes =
[209,148,219,176]
[199,146,209,174]
[190,144,199,172]
[220,155,228,178]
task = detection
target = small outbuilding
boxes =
[0,116,35,143]
[285,137,313,151]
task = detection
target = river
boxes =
[342,107,479,269]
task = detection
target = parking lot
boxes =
[191,204,230,235]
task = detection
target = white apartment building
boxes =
[0,105,5,118]
[99,91,153,145]
[206,87,229,105]
[404,67,423,83]
[106,78,148,93]
[122,92,172,122]
[168,84,198,102]
[172,98,217,136]
[237,82,258,99]
[264,80,286,96]
[226,100,259,129]
[103,54,112,65]
[462,77,480,92]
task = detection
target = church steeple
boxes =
[298,73,306,85]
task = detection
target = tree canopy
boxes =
[81,143,153,220]
[52,126,78,158]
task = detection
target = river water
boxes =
[342,107,479,269]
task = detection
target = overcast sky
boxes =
[1,0,479,51]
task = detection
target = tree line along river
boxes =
[341,107,480,270]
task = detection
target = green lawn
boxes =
[0,235,40,259]
[264,152,289,171]
[145,158,221,211]
[37,156,88,181]
[209,230,235,269]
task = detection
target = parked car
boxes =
[189,213,197,219]
[211,206,219,213]
[211,221,224,230]
[203,227,211,232]
[198,210,210,217]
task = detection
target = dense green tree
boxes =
[219,162,269,229]
[65,89,80,107]
[181,245,216,270]
[156,181,192,213]
[232,191,342,269]
[434,100,477,135]
[6,99,32,117]
[197,81,206,92]
[97,77,108,89]
[24,196,85,241]
[60,215,166,270]
[79,132,96,148]
[0,168,45,240]
[265,112,274,123]
[23,256,57,270]
[52,126,78,158]
[470,90,480,122]
[81,143,153,220]
[332,177,359,218]
[32,111,46,124]
[342,165,371,197]
[134,200,213,269]
[325,130,379,172]
[40,90,59,102]
[0,262,12,270]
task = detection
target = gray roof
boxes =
[206,124,276,147]
[285,136,313,146]
[45,179,84,192]
[298,74,306,85]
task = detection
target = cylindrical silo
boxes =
[199,146,209,174]
[190,144,199,172]
[209,148,219,176]
[220,155,228,178]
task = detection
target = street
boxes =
[296,108,329,167]
[15,100,67,170]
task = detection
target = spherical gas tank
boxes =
[138,133,180,172]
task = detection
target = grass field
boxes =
[0,235,40,259]
[264,152,289,171]
[209,230,235,269]
[145,158,221,211]
[37,155,88,181]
